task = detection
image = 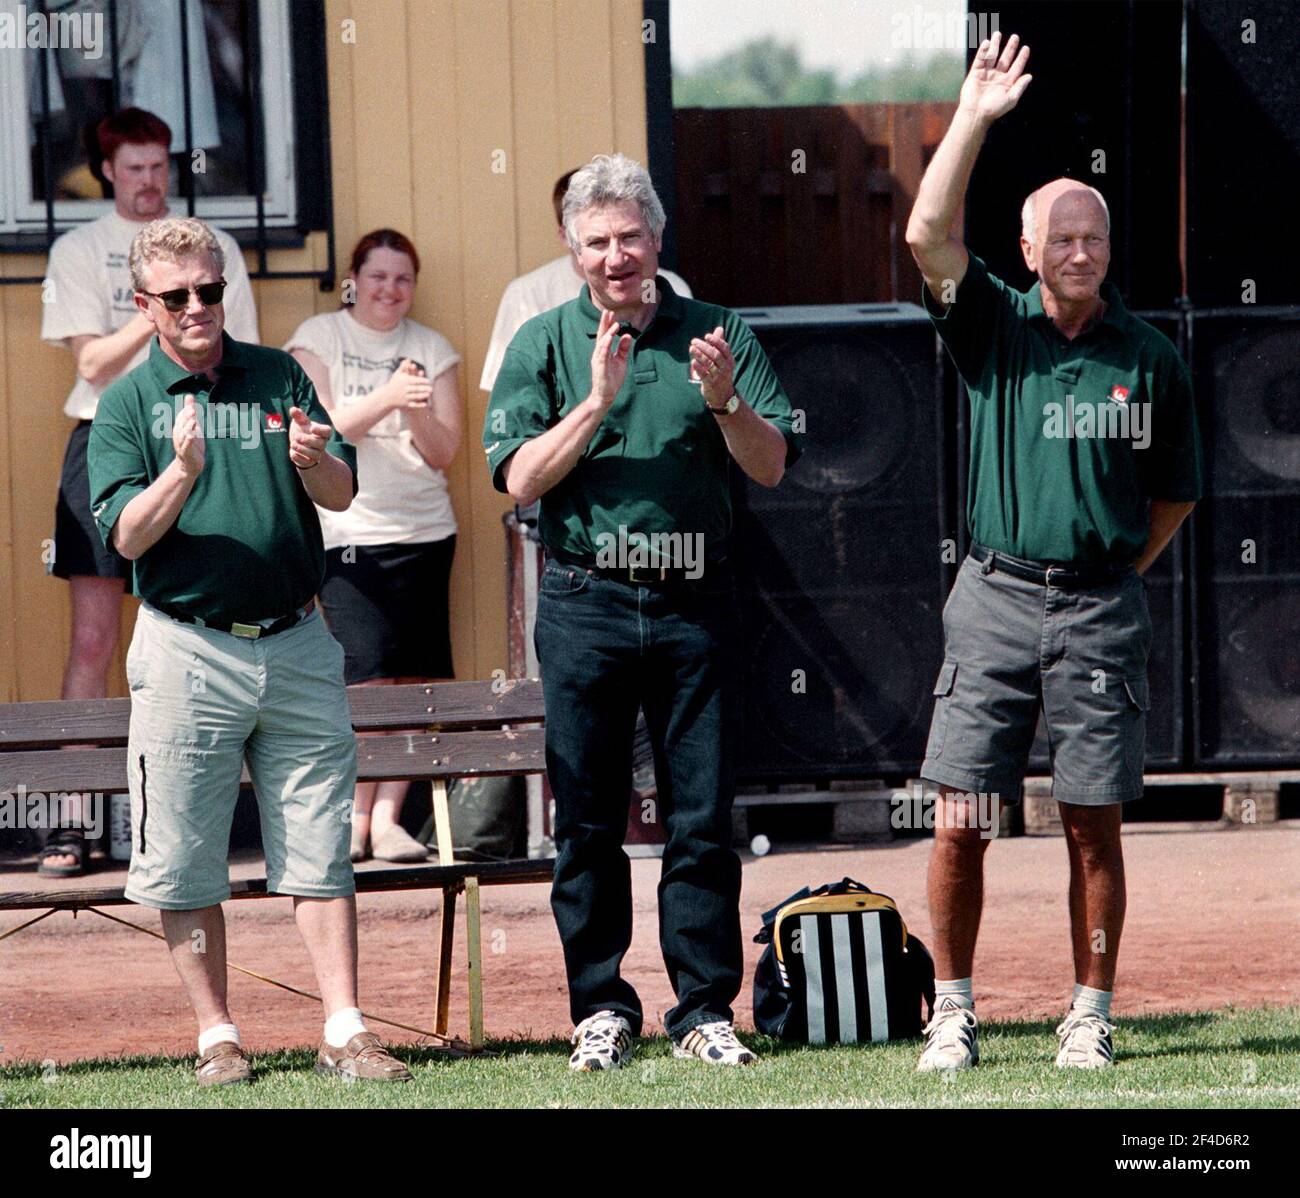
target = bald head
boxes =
[1021,178,1110,244]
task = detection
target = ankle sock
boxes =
[198,1022,240,1055]
[324,1007,367,1048]
[935,978,974,1009]
[1071,983,1113,1021]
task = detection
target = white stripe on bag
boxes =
[830,914,858,1044]
[800,915,826,1045]
[863,912,890,1042]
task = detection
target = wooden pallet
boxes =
[1022,772,1294,836]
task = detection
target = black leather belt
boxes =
[970,542,1132,589]
[547,547,721,586]
[154,600,315,639]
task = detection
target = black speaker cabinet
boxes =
[964,0,1182,309]
[729,303,948,781]
[1188,1,1300,307]
[1029,311,1189,770]
[1189,311,1300,765]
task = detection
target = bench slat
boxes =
[0,858,556,912]
[0,729,545,794]
[0,680,545,749]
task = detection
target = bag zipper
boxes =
[773,893,908,968]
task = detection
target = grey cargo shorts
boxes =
[921,550,1152,806]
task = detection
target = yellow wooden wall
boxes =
[0,0,650,701]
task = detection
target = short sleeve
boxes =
[284,312,340,366]
[87,384,149,549]
[921,254,1013,386]
[1138,347,1203,502]
[419,327,462,382]
[727,313,802,467]
[42,231,109,346]
[480,278,526,393]
[482,326,556,493]
[292,357,358,496]
[217,232,260,344]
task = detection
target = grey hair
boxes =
[562,153,666,250]
[1021,185,1110,242]
[129,216,225,291]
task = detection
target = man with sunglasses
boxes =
[39,107,257,877]
[87,216,412,1087]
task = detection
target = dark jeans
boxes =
[534,557,742,1040]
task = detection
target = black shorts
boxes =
[319,537,456,684]
[51,420,132,581]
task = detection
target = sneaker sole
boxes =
[671,1045,758,1065]
[314,1061,412,1082]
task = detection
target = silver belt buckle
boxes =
[231,622,262,639]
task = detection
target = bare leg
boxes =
[62,575,125,700]
[44,577,126,868]
[293,895,359,1017]
[926,787,995,980]
[1060,802,1126,990]
[160,905,231,1033]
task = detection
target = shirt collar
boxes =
[1026,279,1130,337]
[148,331,248,393]
[580,274,687,338]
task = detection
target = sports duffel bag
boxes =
[753,877,935,1044]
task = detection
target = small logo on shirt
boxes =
[265,412,286,432]
[1108,385,1130,404]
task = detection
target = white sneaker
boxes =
[673,1021,759,1066]
[1056,1010,1115,1068]
[916,997,980,1072]
[569,1011,634,1071]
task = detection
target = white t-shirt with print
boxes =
[285,309,460,549]
[479,254,692,392]
[41,209,260,419]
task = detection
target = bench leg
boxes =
[435,885,458,1038]
[466,875,484,1051]
[432,779,455,865]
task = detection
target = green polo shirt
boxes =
[483,276,801,559]
[926,255,1203,565]
[88,333,357,625]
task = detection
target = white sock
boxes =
[198,1022,240,1055]
[324,1007,367,1048]
[935,978,974,1009]
[1071,983,1113,1021]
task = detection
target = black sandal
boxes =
[37,829,88,878]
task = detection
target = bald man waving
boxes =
[904,32,1202,1073]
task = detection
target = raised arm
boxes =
[905,31,1032,303]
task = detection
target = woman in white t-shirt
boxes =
[287,229,461,863]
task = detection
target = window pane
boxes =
[27,0,258,204]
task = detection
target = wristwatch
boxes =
[707,392,740,416]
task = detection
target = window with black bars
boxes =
[0,0,334,289]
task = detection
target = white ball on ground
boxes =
[750,834,771,857]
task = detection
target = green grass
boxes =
[3,1007,1297,1109]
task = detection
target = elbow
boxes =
[904,216,941,256]
[111,529,140,562]
[506,477,539,508]
[78,358,111,388]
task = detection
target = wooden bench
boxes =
[0,679,551,1050]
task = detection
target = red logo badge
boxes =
[1108,385,1130,404]
[265,412,285,431]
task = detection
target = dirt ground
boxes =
[1,822,1296,1065]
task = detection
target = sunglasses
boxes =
[140,279,227,313]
